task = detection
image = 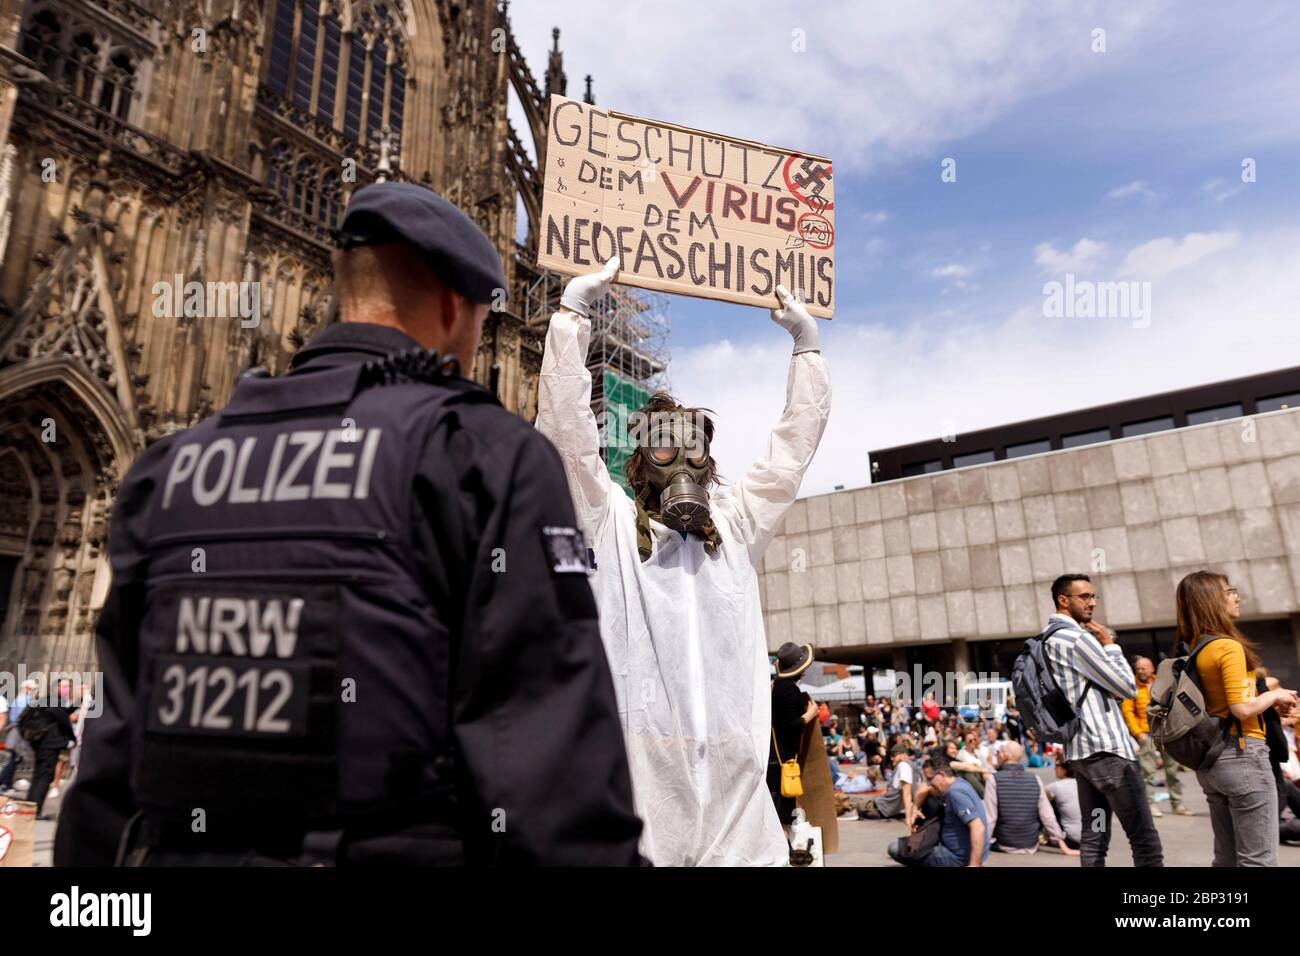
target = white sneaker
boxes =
[47,787,59,799]
[14,779,29,792]
[1149,805,1163,818]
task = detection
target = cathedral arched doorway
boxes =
[0,360,135,673]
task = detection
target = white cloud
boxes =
[1105,180,1157,202]
[1119,231,1239,279]
[1199,177,1247,204]
[1034,238,1108,273]
[861,210,890,225]
[507,1,1165,170]
[930,263,973,280]
[672,228,1300,496]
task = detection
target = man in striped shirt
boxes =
[1044,574,1164,867]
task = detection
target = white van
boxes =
[958,680,1014,722]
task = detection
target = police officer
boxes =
[54,182,644,866]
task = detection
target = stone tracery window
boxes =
[19,5,143,123]
[264,0,406,147]
[267,142,291,200]
[293,156,317,217]
[98,49,136,120]
[21,7,62,77]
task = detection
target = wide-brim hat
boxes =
[775,642,814,678]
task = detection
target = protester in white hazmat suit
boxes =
[536,257,831,866]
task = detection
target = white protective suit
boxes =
[536,309,831,866]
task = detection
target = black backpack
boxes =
[1011,620,1095,745]
[17,707,49,745]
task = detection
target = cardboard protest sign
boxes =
[538,95,835,318]
[0,797,36,867]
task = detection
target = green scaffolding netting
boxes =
[602,370,653,498]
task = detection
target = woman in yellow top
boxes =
[1176,571,1298,867]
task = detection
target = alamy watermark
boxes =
[1042,272,1151,329]
[1,666,103,717]
[151,275,262,328]
[890,666,1004,705]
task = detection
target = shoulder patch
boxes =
[540,526,593,574]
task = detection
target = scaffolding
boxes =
[524,268,671,494]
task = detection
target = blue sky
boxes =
[509,1,1300,495]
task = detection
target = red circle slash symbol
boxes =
[783,154,834,211]
[797,212,834,250]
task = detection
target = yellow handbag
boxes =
[772,729,803,798]
[771,684,804,798]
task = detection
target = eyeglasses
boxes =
[1073,593,1098,602]
[1224,587,1240,597]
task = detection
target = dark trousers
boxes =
[1070,752,1164,867]
[766,762,796,826]
[29,748,61,816]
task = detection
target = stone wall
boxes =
[760,407,1300,656]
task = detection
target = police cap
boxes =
[337,181,506,305]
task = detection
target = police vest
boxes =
[127,356,472,830]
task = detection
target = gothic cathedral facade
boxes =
[0,0,573,672]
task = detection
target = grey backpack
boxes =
[1148,638,1238,771]
[1011,620,1093,744]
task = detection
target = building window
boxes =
[317,13,342,123]
[320,171,340,227]
[66,31,97,101]
[267,143,291,200]
[98,50,136,120]
[367,37,387,138]
[901,459,943,477]
[1061,427,1111,449]
[1005,438,1051,459]
[1258,391,1300,412]
[1121,416,1174,438]
[293,157,317,216]
[343,34,365,139]
[293,0,319,111]
[20,8,63,79]
[952,450,995,468]
[389,62,405,136]
[1186,402,1243,426]
[266,0,294,97]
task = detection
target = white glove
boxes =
[771,284,821,354]
[560,256,620,319]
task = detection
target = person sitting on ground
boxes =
[960,729,993,772]
[860,725,883,764]
[834,734,860,763]
[1044,760,1083,850]
[857,745,915,821]
[887,757,988,867]
[944,738,991,797]
[983,742,1079,856]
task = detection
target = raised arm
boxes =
[535,258,622,541]
[719,286,831,564]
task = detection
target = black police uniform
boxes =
[54,184,643,866]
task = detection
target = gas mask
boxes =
[636,412,712,534]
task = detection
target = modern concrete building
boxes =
[759,404,1300,692]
